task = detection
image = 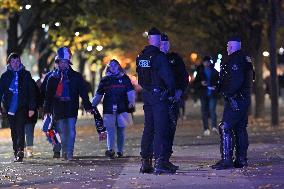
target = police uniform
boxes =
[161,33,189,158]
[137,28,176,174]
[213,39,254,169]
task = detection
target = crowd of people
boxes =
[0,27,253,174]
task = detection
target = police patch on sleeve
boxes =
[232,64,238,71]
[138,60,151,67]
[246,56,252,63]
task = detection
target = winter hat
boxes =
[55,47,72,65]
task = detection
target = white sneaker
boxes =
[26,147,33,158]
[204,129,210,136]
[212,127,218,134]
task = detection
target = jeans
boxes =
[200,95,217,130]
[56,118,77,157]
[25,123,35,147]
[104,114,125,153]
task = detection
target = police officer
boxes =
[137,27,176,174]
[212,36,254,170]
[160,33,189,165]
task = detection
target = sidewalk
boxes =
[0,100,284,188]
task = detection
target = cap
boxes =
[55,47,72,64]
[161,33,169,41]
[148,27,161,35]
[228,36,241,42]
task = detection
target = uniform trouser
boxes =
[7,108,27,153]
[169,101,180,155]
[140,92,172,161]
[221,100,249,161]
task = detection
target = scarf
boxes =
[8,72,19,115]
[55,70,70,101]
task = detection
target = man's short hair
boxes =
[228,36,241,42]
[161,33,169,41]
[7,53,20,63]
[148,27,161,35]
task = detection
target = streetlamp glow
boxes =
[75,32,80,36]
[87,46,93,52]
[263,51,269,57]
[96,45,103,51]
[41,24,46,29]
[279,47,284,55]
[55,22,61,27]
[25,4,32,9]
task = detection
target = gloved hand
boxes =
[174,89,182,102]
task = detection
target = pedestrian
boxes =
[0,53,36,162]
[39,66,64,157]
[194,56,219,136]
[43,47,93,161]
[211,36,254,169]
[24,78,40,158]
[160,33,189,162]
[92,59,135,159]
[137,27,176,174]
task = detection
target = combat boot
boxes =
[233,157,248,168]
[140,158,154,174]
[212,122,234,170]
[153,159,176,174]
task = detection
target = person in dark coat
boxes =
[0,53,36,162]
[212,36,254,169]
[44,47,93,161]
[137,27,176,174]
[194,56,219,136]
[160,33,189,166]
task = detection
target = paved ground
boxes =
[0,100,284,189]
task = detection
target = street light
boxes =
[263,51,269,57]
[87,46,93,52]
[75,32,80,36]
[25,4,31,9]
[279,47,284,55]
[55,22,61,27]
[96,45,103,51]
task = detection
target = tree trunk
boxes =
[7,12,19,55]
[268,0,279,127]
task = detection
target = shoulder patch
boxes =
[246,56,252,63]
[138,59,151,68]
[232,64,238,71]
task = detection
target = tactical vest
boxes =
[136,51,157,89]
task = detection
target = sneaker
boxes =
[204,129,210,136]
[105,150,115,159]
[53,152,60,158]
[212,127,218,134]
[14,151,24,162]
[117,152,123,158]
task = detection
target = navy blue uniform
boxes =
[217,50,254,168]
[166,52,189,154]
[137,45,175,162]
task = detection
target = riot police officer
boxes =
[137,27,176,174]
[212,36,254,170]
[160,33,189,165]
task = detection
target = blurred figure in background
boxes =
[194,56,219,136]
[24,78,40,158]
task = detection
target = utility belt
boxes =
[142,86,168,101]
[223,92,245,112]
